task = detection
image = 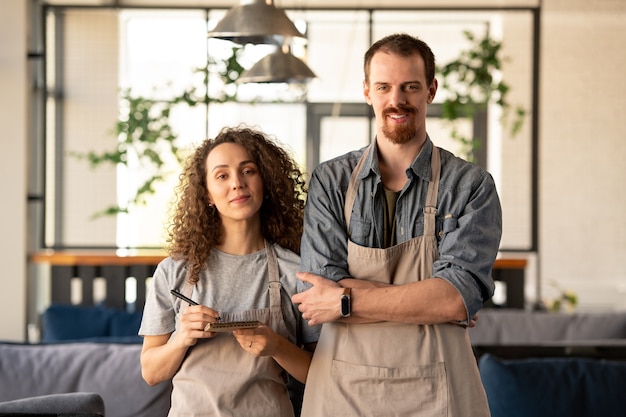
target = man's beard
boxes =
[381,105,417,145]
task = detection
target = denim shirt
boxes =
[300,137,502,321]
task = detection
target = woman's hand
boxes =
[232,324,277,357]
[233,323,314,384]
[178,305,221,346]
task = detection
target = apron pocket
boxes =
[328,359,448,417]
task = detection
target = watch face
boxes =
[341,294,351,317]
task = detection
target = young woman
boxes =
[139,126,317,417]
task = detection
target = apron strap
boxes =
[423,146,441,237]
[265,240,282,311]
[181,275,195,300]
[344,145,372,236]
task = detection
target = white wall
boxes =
[539,0,626,310]
[0,0,28,341]
[312,0,626,314]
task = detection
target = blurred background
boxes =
[2,0,625,341]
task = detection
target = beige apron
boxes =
[169,241,294,417]
[301,145,490,417]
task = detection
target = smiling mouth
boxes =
[383,105,415,122]
[388,113,408,122]
[230,195,250,204]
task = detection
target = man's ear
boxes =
[427,78,438,104]
[363,79,372,105]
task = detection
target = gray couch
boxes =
[0,342,171,417]
[0,392,105,417]
[5,308,626,417]
[469,309,626,417]
[470,309,626,346]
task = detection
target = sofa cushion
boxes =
[479,353,626,417]
[109,308,144,338]
[41,304,143,343]
[42,305,114,342]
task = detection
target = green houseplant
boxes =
[437,30,527,161]
[71,46,245,218]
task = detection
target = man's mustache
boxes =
[382,104,417,117]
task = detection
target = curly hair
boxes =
[167,125,307,284]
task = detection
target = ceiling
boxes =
[42,0,540,10]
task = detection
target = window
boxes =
[38,5,537,251]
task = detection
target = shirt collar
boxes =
[411,136,433,181]
[358,136,433,182]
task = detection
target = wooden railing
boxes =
[30,250,167,312]
[30,252,527,311]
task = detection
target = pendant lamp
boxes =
[237,45,316,84]
[208,0,306,46]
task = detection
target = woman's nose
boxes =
[231,175,244,189]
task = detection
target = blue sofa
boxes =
[479,353,626,417]
[41,304,143,344]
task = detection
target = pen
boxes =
[170,289,221,321]
[170,289,198,305]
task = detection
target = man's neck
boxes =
[376,134,426,192]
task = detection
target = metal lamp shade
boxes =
[208,0,305,45]
[237,48,316,83]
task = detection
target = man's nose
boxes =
[389,88,407,106]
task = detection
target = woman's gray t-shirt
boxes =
[139,243,319,346]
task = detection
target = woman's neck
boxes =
[217,220,265,255]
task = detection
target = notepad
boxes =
[204,320,261,332]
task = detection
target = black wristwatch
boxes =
[340,288,351,318]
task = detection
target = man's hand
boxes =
[292,272,344,326]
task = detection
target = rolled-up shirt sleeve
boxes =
[300,164,352,283]
[433,169,502,322]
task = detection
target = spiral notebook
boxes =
[204,320,261,332]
